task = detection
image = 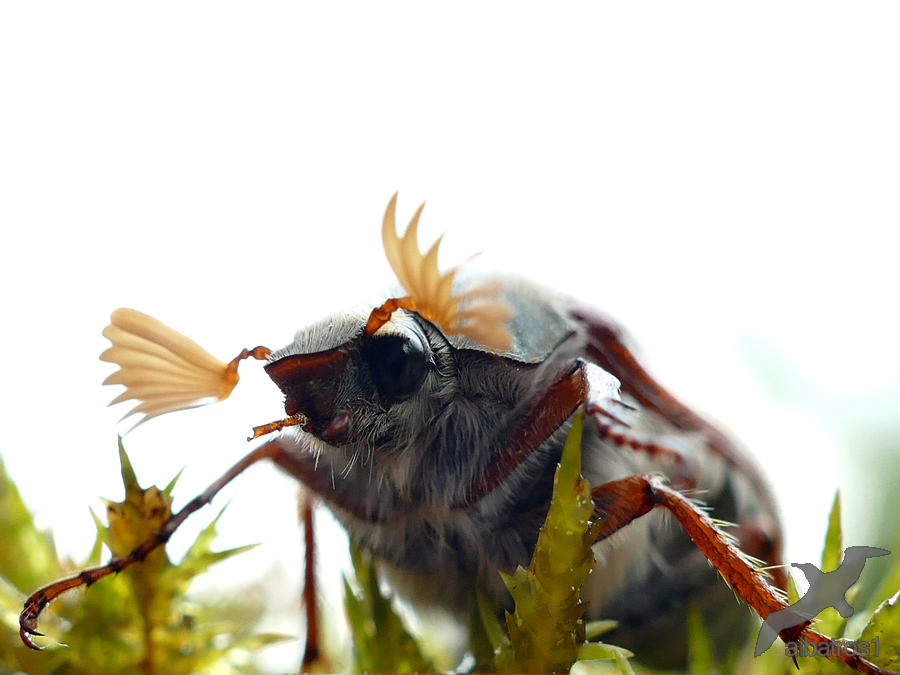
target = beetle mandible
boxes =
[23,193,884,673]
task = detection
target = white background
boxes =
[1,4,898,671]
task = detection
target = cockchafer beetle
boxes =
[20,193,891,674]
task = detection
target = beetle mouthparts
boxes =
[248,415,308,442]
[321,409,352,442]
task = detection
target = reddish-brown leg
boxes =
[590,476,892,675]
[299,495,321,671]
[572,304,786,588]
[586,395,696,490]
[19,436,380,672]
[464,359,698,505]
[20,441,292,649]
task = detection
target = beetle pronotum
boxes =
[19,194,893,674]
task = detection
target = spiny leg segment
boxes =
[19,441,286,649]
[590,476,894,675]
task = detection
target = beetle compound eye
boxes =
[364,332,428,403]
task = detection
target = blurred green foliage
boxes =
[478,412,633,674]
[0,439,289,675]
[2,405,897,674]
[338,414,635,675]
[335,417,899,675]
[702,492,900,675]
[343,544,435,674]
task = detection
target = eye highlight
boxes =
[363,329,428,403]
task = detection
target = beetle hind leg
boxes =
[588,476,891,675]
[590,475,783,613]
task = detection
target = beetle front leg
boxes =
[19,441,290,649]
[590,476,894,675]
[464,359,700,504]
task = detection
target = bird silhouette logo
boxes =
[754,546,891,657]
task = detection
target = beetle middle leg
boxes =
[586,396,697,490]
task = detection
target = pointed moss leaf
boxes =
[472,591,507,669]
[176,544,261,587]
[343,543,433,673]
[813,492,847,637]
[584,620,619,640]
[821,491,842,574]
[184,505,228,557]
[163,465,185,498]
[344,575,375,670]
[577,642,635,661]
[343,576,369,647]
[575,642,636,675]
[105,443,172,566]
[495,412,611,674]
[0,439,280,674]
[857,591,900,669]
[87,531,106,568]
[686,603,713,675]
[229,631,295,652]
[89,506,113,551]
[865,541,900,616]
[613,650,636,675]
[89,505,106,535]
[476,589,508,651]
[118,436,142,494]
[786,570,800,605]
[174,505,260,584]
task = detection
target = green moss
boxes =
[342,544,435,674]
[3,425,898,674]
[0,439,289,675]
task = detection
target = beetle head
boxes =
[253,192,517,453]
[264,309,438,448]
[261,297,561,507]
[101,193,515,454]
